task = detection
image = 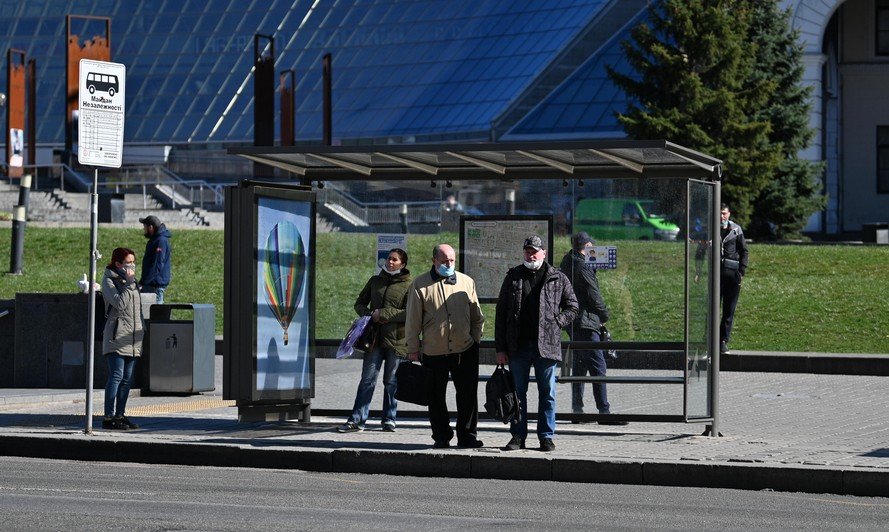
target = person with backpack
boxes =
[495,236,578,452]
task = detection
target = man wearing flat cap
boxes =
[495,235,578,452]
[138,215,173,304]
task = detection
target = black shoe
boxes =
[720,341,729,354]
[502,436,525,451]
[433,440,451,449]
[597,413,629,426]
[382,422,396,432]
[101,417,116,429]
[115,416,139,430]
[338,421,364,433]
[457,439,484,448]
[539,438,556,452]
[571,408,588,424]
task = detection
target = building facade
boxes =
[1,0,886,233]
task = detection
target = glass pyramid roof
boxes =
[0,0,613,145]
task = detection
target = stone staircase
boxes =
[0,183,336,231]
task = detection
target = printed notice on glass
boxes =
[376,234,406,274]
[78,59,126,168]
[460,216,552,302]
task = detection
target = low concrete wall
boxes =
[13,293,154,388]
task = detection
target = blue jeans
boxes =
[347,346,401,427]
[508,343,558,441]
[104,354,137,418]
[570,328,610,413]
[141,285,165,304]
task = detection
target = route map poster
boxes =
[460,215,552,302]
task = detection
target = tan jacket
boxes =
[405,270,484,356]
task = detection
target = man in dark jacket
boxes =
[719,204,748,354]
[559,232,627,426]
[495,235,578,452]
[138,215,172,304]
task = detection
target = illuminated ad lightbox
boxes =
[254,192,313,397]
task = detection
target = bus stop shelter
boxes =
[227,139,724,435]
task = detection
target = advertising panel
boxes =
[255,195,313,395]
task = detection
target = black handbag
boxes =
[484,365,519,423]
[600,324,618,360]
[394,361,433,406]
[356,322,378,353]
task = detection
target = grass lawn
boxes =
[1,226,887,353]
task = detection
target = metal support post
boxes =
[506,189,515,215]
[17,173,31,212]
[704,180,721,437]
[8,206,25,274]
[85,168,99,434]
[400,203,408,233]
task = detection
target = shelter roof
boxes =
[230,140,722,182]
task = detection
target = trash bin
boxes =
[146,303,215,393]
[862,222,889,244]
[98,192,125,223]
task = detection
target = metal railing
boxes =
[4,163,226,209]
[96,178,227,210]
[316,184,442,225]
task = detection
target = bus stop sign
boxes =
[77,59,126,168]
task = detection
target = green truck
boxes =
[573,198,680,241]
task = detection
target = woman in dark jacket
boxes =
[338,248,412,433]
[101,247,145,430]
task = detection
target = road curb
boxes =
[1,433,886,497]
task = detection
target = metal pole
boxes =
[506,189,515,215]
[85,168,99,434]
[323,53,332,145]
[8,206,25,274]
[399,203,408,233]
[17,173,31,212]
[707,180,721,437]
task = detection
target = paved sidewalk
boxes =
[0,358,886,497]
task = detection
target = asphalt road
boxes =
[1,457,888,530]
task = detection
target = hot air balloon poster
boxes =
[255,196,312,392]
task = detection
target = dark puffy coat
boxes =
[101,267,144,357]
[354,269,412,356]
[721,220,749,277]
[140,225,172,288]
[495,263,578,361]
[558,250,609,333]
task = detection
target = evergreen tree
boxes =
[747,2,825,239]
[608,0,783,228]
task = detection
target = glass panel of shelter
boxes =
[313,175,709,422]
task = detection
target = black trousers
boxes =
[720,270,742,344]
[422,342,479,444]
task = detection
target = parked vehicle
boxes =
[573,198,680,241]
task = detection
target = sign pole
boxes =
[77,58,126,434]
[85,167,98,434]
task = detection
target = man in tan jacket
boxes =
[406,243,485,449]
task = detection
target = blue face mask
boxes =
[437,264,455,277]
